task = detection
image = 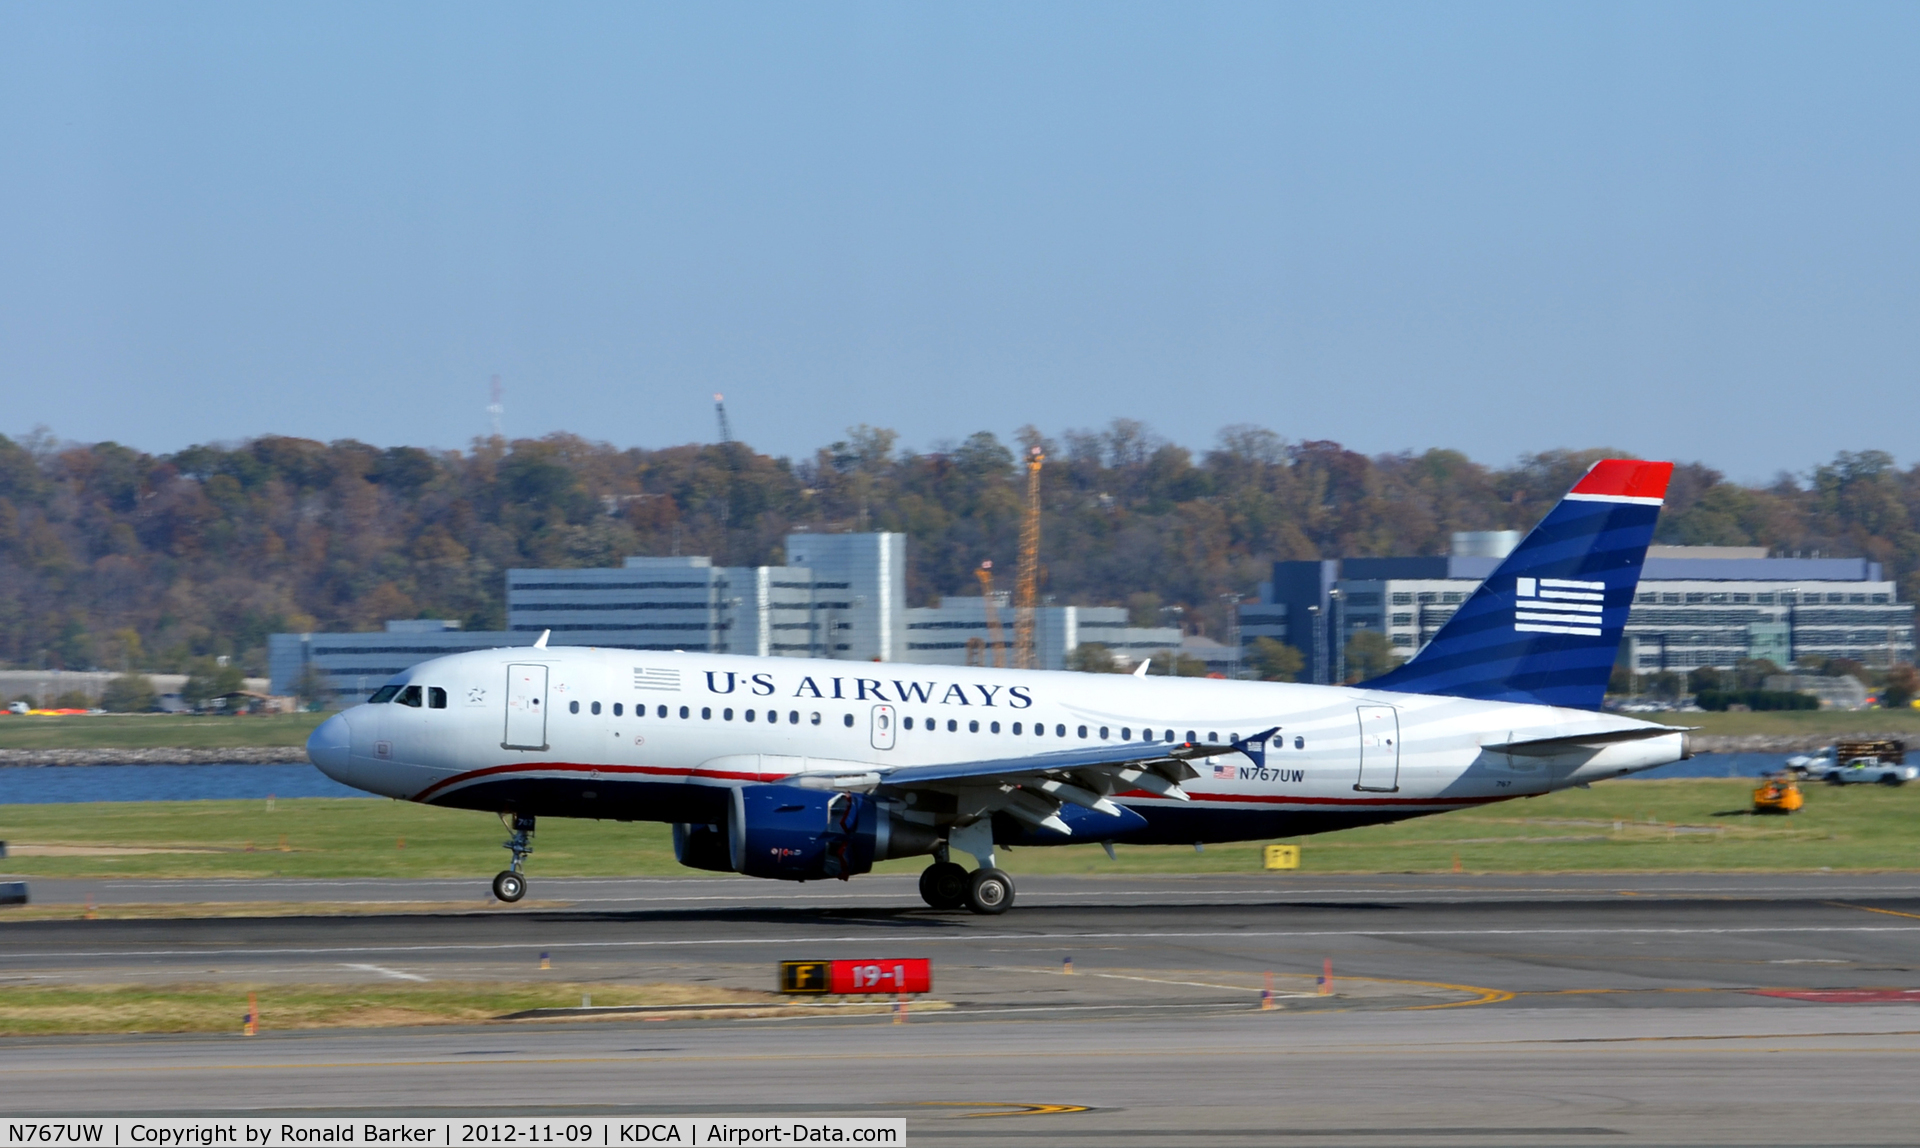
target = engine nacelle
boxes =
[672,822,734,873]
[725,783,938,881]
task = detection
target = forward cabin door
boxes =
[504,664,549,750]
[1355,705,1400,792]
[870,704,896,750]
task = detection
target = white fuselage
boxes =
[308,647,1686,844]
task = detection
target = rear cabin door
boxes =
[1355,705,1400,792]
[504,664,549,750]
[870,704,896,750]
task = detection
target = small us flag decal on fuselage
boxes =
[633,667,681,691]
[1515,576,1605,636]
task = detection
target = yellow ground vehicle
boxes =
[1753,772,1804,814]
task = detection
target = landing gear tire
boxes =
[918,862,970,910]
[965,868,1015,915]
[493,870,526,903]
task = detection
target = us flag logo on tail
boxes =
[1514,576,1604,637]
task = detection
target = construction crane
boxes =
[1014,446,1044,669]
[975,560,1007,668]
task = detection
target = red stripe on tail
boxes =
[1570,459,1674,501]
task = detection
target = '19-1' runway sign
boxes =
[779,959,931,995]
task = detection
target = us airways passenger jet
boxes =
[308,459,1685,914]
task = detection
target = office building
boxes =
[900,595,1187,672]
[1243,538,1915,684]
[268,620,521,701]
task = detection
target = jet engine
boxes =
[671,821,734,873]
[723,783,938,881]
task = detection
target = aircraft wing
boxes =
[871,729,1279,836]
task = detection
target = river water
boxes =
[0,752,1800,805]
[0,763,365,804]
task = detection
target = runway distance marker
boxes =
[779,959,930,995]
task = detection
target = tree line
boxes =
[0,422,1915,682]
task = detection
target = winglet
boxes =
[1231,727,1280,771]
[533,629,550,649]
[1132,657,1150,678]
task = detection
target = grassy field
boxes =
[0,713,325,749]
[0,981,797,1036]
[3,778,1919,883]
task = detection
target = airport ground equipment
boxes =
[1788,739,1907,779]
[1752,772,1804,813]
[1821,755,1916,786]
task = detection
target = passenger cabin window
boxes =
[395,685,423,708]
[428,687,447,710]
[591,701,602,715]
[369,685,401,704]
[613,703,623,716]
[569,701,580,714]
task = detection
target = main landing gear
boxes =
[919,852,1015,915]
[493,812,535,903]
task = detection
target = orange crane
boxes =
[975,561,1007,668]
[1014,447,1044,669]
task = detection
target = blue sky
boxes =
[2,2,1914,481]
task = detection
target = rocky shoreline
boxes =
[0,747,311,767]
[1687,733,1904,755]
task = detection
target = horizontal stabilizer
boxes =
[1489,725,1693,755]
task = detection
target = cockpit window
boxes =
[368,685,402,704]
[395,685,424,708]
[428,687,447,709]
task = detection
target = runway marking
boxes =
[1083,971,1292,994]
[1384,978,1513,1010]
[341,963,429,982]
[14,922,1920,962]
[13,1031,1920,1079]
[917,1102,1092,1118]
[1512,988,1720,997]
[1827,901,1920,922]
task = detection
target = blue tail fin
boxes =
[1361,459,1674,710]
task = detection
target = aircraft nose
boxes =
[307,712,352,778]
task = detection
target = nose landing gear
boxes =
[493,812,535,903]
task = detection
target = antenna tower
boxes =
[1014,447,1044,669]
[486,375,504,439]
[714,394,733,444]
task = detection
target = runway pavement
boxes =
[6,874,1920,1144]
